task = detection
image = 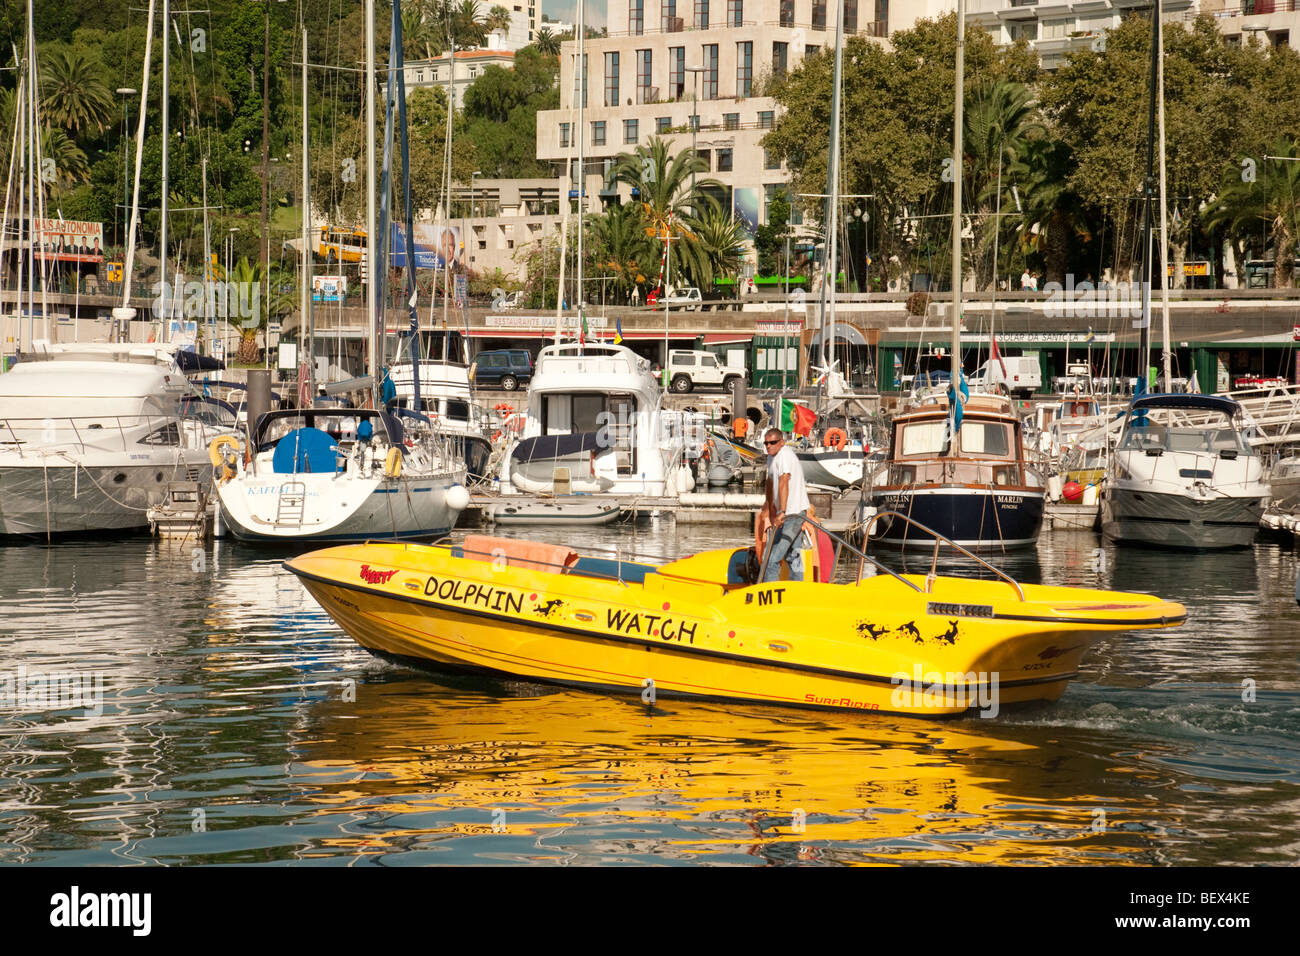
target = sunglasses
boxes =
[764,439,781,446]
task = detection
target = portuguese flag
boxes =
[780,399,817,437]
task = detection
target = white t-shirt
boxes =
[767,444,811,515]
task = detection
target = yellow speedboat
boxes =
[285,525,1186,718]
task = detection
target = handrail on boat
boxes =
[855,510,1026,602]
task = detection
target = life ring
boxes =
[209,435,241,469]
[384,446,403,478]
[823,427,848,451]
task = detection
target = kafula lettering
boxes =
[49,886,151,936]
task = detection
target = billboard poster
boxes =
[390,223,461,270]
[312,275,348,302]
[32,219,104,262]
[733,188,761,238]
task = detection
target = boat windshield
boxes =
[1120,415,1252,456]
[899,421,947,457]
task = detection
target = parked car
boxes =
[667,349,745,394]
[469,349,533,391]
[967,356,1042,398]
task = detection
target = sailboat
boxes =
[865,1,1045,550]
[213,0,469,544]
[1099,4,1269,550]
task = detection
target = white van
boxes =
[969,356,1042,398]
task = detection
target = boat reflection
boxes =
[291,673,1171,865]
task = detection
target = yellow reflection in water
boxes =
[290,676,1155,865]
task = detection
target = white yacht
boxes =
[0,343,237,537]
[500,343,697,498]
[1101,394,1269,549]
[214,407,469,543]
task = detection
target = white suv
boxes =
[667,350,745,394]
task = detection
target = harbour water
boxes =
[1,523,1297,866]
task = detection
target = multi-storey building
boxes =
[536,1,892,236]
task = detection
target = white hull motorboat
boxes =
[484,498,622,526]
[1101,394,1269,550]
[0,344,237,537]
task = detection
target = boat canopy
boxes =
[252,408,403,450]
[1130,394,1241,415]
[511,431,604,462]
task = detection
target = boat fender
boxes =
[209,435,241,469]
[823,427,848,451]
[384,446,404,478]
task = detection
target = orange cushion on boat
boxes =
[461,534,580,573]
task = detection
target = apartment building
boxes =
[535,0,891,232]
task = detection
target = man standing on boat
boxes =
[759,428,811,582]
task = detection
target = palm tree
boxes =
[454,0,487,48]
[609,137,721,288]
[39,127,91,190]
[964,80,1042,289]
[486,5,512,36]
[1009,136,1092,286]
[534,28,560,57]
[586,203,655,302]
[1205,138,1300,289]
[39,50,114,136]
[678,206,748,291]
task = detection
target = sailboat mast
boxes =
[119,0,154,320]
[1138,0,1160,390]
[365,0,378,406]
[950,0,965,393]
[821,0,845,394]
[160,0,170,337]
[1156,7,1172,392]
[301,27,313,397]
[576,1,585,329]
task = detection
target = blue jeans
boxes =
[761,512,806,582]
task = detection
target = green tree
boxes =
[678,206,747,290]
[586,203,655,302]
[39,49,114,136]
[534,27,560,57]
[1205,138,1300,288]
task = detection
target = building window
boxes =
[758,110,774,129]
[779,0,794,28]
[697,150,711,171]
[736,41,752,98]
[1041,18,1070,40]
[630,0,644,35]
[690,113,700,131]
[703,44,718,99]
[605,52,620,107]
[636,49,652,103]
[670,47,685,100]
[723,112,739,130]
[560,122,570,148]
[812,0,826,30]
[592,120,606,146]
[694,0,709,31]
[845,0,857,33]
[718,148,733,172]
[624,118,639,144]
[764,149,780,170]
[656,116,671,134]
[773,41,788,77]
[727,0,742,26]
[807,45,820,57]
[662,0,679,32]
